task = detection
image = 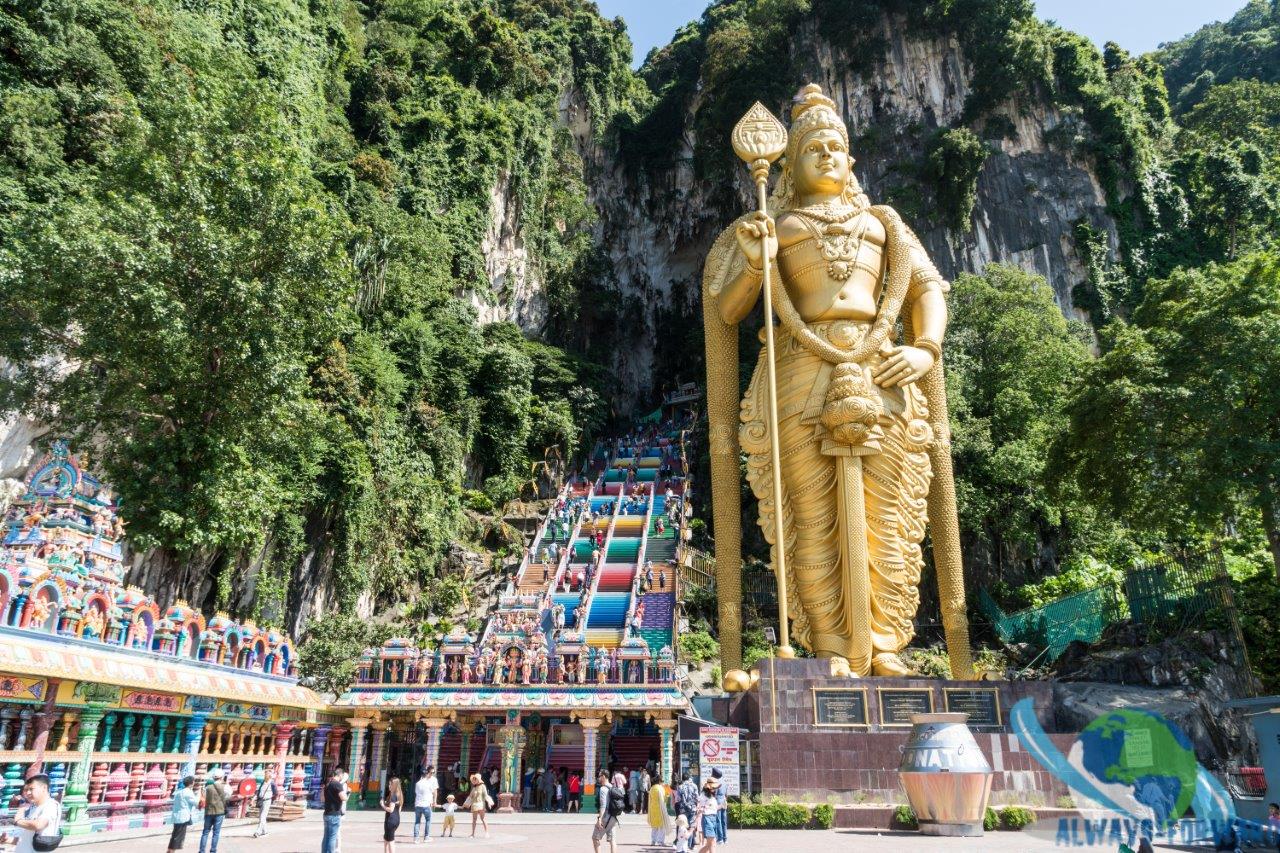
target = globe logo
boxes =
[1009,698,1239,846]
[1066,709,1199,824]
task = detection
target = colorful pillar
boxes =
[345,718,370,808]
[421,717,447,774]
[578,715,605,813]
[457,720,476,779]
[496,724,526,812]
[272,723,295,800]
[364,721,388,807]
[182,714,208,778]
[63,702,108,836]
[655,717,678,785]
[27,678,61,778]
[307,725,332,808]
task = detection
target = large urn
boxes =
[898,712,993,837]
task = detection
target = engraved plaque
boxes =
[812,688,868,727]
[943,688,1002,729]
[876,688,934,727]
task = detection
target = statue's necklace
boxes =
[791,204,869,282]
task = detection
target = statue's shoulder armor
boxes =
[703,214,755,298]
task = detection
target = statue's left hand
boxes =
[872,345,934,388]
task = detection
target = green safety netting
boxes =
[977,586,1127,661]
[977,548,1232,662]
[638,408,662,424]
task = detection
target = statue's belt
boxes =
[754,320,906,436]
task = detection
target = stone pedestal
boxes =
[497,791,518,812]
[723,657,1071,804]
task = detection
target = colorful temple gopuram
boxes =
[0,414,697,840]
[0,442,338,838]
[332,419,693,811]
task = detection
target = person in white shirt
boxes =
[253,766,278,838]
[14,774,59,853]
[413,765,439,844]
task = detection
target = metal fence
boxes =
[1123,546,1235,638]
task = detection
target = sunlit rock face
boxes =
[561,12,1118,405]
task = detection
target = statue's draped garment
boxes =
[704,204,949,665]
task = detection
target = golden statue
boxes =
[704,84,973,685]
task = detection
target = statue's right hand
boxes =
[736,212,777,270]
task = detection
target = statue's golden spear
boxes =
[731,103,795,659]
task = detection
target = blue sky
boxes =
[596,0,1249,67]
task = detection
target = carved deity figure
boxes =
[704,84,972,679]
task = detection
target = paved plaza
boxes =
[83,811,1207,852]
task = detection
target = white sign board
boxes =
[698,727,741,796]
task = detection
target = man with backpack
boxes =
[592,770,623,853]
[198,767,231,853]
[676,772,698,827]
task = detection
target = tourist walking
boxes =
[462,772,493,838]
[539,765,555,811]
[612,767,628,812]
[197,767,231,853]
[695,778,721,853]
[567,770,582,813]
[676,772,698,827]
[710,769,727,844]
[675,814,691,853]
[647,774,673,846]
[592,770,621,853]
[382,776,403,852]
[167,775,199,853]
[628,766,642,813]
[322,768,349,853]
[13,774,59,853]
[254,766,279,838]
[414,765,439,843]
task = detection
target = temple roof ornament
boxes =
[0,441,300,682]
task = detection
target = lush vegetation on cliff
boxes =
[0,0,633,624]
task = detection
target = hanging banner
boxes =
[698,727,740,796]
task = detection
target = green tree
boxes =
[1051,254,1280,582]
[925,128,990,230]
[945,265,1097,581]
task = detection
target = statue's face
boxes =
[794,128,851,196]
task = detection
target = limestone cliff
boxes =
[570,13,1119,403]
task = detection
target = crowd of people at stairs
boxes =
[593,765,728,853]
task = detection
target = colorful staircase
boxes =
[610,735,659,770]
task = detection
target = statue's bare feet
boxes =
[828,656,854,678]
[871,652,912,677]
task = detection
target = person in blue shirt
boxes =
[167,776,199,853]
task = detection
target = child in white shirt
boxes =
[441,794,458,837]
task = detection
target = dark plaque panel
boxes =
[876,688,934,726]
[813,688,868,727]
[944,688,1002,728]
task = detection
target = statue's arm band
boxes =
[913,337,942,360]
[907,269,949,302]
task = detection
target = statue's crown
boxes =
[790,83,839,123]
[786,83,849,160]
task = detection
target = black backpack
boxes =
[606,786,624,818]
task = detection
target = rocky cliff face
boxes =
[569,13,1119,403]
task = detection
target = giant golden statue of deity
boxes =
[704,84,973,685]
